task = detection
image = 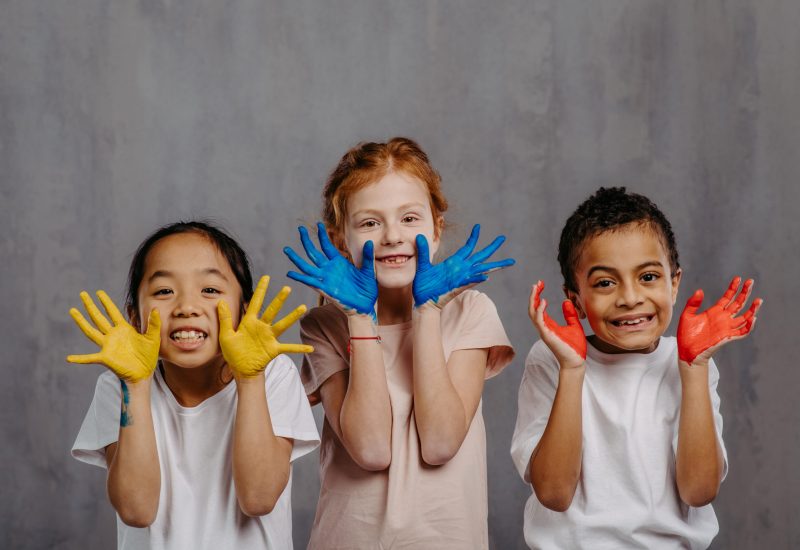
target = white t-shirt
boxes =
[72,354,320,550]
[510,337,727,550]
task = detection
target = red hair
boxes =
[322,137,449,255]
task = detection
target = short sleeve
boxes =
[71,371,122,469]
[510,341,560,483]
[670,356,728,481]
[299,304,350,405]
[442,290,515,378]
[264,354,321,462]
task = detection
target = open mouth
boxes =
[610,315,655,327]
[377,255,411,265]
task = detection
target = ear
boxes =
[127,306,142,332]
[429,216,444,258]
[670,267,683,305]
[563,285,587,319]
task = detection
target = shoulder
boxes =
[264,353,300,384]
[300,302,348,334]
[442,289,499,324]
[95,370,122,396]
[526,339,558,368]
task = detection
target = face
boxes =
[568,224,681,354]
[133,232,243,371]
[344,171,440,289]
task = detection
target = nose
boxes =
[381,221,404,246]
[173,295,201,317]
[615,281,644,308]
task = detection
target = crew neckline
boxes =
[155,367,236,414]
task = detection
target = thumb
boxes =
[683,289,704,316]
[361,240,375,274]
[415,234,431,269]
[562,300,581,327]
[217,300,234,335]
[145,308,161,339]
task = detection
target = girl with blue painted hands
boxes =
[69,221,320,549]
[284,138,516,549]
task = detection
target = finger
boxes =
[682,289,704,316]
[248,276,270,319]
[278,343,316,355]
[262,285,291,324]
[737,297,762,324]
[299,225,328,265]
[217,300,234,335]
[415,235,431,270]
[69,308,104,346]
[470,234,506,264]
[715,276,742,309]
[80,291,113,334]
[287,270,326,293]
[284,246,324,278]
[317,222,342,260]
[272,304,308,336]
[96,290,127,327]
[562,300,581,327]
[726,278,753,314]
[473,258,516,274]
[532,280,544,310]
[66,352,104,365]
[360,240,376,274]
[454,224,480,260]
[144,308,161,339]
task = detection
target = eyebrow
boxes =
[351,202,428,217]
[148,268,230,283]
[586,261,665,278]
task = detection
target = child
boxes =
[283,137,516,549]
[69,221,320,549]
[511,187,762,549]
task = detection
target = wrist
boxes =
[235,371,266,389]
[348,313,377,333]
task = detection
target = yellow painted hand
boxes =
[219,275,314,378]
[67,291,161,382]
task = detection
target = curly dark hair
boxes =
[558,187,680,293]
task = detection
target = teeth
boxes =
[171,330,206,341]
[616,317,648,326]
[381,256,408,264]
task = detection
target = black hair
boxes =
[558,187,680,293]
[125,221,254,323]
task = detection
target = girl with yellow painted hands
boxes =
[69,222,320,550]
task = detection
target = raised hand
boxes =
[413,224,515,308]
[219,276,314,378]
[284,223,378,318]
[529,281,586,369]
[67,291,161,382]
[677,276,762,365]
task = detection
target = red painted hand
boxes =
[677,276,763,365]
[529,281,587,368]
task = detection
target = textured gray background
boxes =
[1,1,798,548]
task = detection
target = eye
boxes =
[359,219,379,229]
[593,279,615,289]
[641,272,660,283]
[402,215,420,223]
[202,287,221,295]
[153,288,173,296]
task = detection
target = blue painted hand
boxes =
[284,222,379,318]
[412,224,515,308]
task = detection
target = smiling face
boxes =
[133,232,243,371]
[344,171,440,289]
[568,223,681,354]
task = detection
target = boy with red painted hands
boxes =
[511,187,762,549]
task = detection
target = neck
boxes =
[159,358,232,407]
[376,285,414,324]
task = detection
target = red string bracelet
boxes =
[347,335,382,355]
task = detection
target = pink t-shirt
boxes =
[300,290,514,549]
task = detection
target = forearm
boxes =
[412,304,473,465]
[232,374,292,516]
[676,361,724,506]
[339,314,393,470]
[107,379,160,527]
[529,365,585,512]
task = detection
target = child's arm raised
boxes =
[411,225,515,465]
[67,291,161,527]
[675,276,762,507]
[218,276,313,516]
[285,225,393,470]
[526,281,587,512]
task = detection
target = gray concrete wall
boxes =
[2,1,797,548]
